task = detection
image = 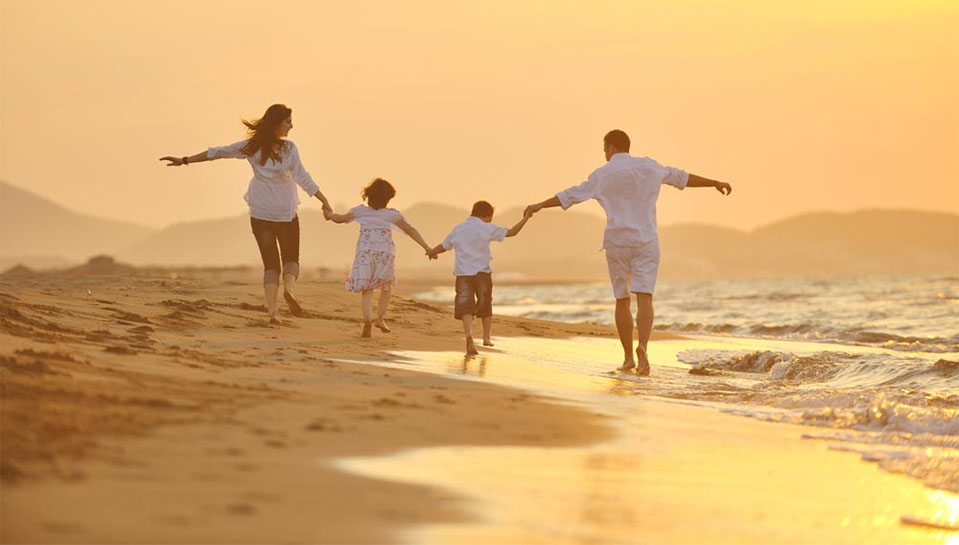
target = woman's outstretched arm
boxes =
[159,152,209,166]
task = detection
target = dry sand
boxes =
[1,272,955,544]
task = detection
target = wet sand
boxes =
[1,273,956,543]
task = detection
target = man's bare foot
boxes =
[483,338,494,347]
[466,337,479,355]
[636,346,651,376]
[283,290,304,317]
[375,319,391,333]
[361,322,372,338]
[617,360,637,373]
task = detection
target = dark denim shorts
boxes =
[454,272,493,319]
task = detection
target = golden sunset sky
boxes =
[2,0,956,229]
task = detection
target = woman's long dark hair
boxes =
[241,104,292,166]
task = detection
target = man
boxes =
[525,130,732,375]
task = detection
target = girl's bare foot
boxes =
[482,338,494,347]
[361,322,372,338]
[283,290,304,317]
[375,319,391,333]
[636,346,651,376]
[466,337,479,355]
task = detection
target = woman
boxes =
[160,104,332,324]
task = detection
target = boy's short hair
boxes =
[362,178,396,210]
[604,129,631,152]
[470,200,494,218]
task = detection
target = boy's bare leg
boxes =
[635,293,653,375]
[264,283,280,324]
[462,314,478,355]
[481,316,493,346]
[360,290,374,337]
[375,289,392,332]
[614,297,635,371]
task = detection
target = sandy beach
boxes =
[1,271,956,544]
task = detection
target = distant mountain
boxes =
[0,181,156,268]
[3,180,956,279]
[119,204,959,280]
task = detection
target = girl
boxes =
[159,104,332,324]
[325,178,432,337]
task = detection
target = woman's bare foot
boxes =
[482,338,494,347]
[361,322,372,338]
[283,290,304,317]
[466,337,479,355]
[636,346,651,376]
[375,319,391,333]
[269,315,281,325]
[617,360,636,373]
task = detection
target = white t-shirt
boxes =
[349,205,405,229]
[441,216,508,276]
[556,153,687,248]
[207,140,320,222]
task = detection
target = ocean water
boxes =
[412,274,959,494]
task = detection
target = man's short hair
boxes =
[604,130,631,152]
[471,200,494,218]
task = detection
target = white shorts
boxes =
[605,240,660,299]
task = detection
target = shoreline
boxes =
[2,273,955,543]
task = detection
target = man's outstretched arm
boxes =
[524,196,561,217]
[686,174,732,195]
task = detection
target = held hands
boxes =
[425,248,439,260]
[321,202,333,220]
[159,156,185,166]
[523,203,542,218]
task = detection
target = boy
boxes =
[427,201,532,355]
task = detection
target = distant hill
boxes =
[3,181,956,279]
[0,181,156,268]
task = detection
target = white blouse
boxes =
[207,139,320,222]
[348,205,405,229]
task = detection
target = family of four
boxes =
[161,104,732,374]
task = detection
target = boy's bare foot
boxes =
[466,337,479,355]
[375,319,391,333]
[483,338,494,347]
[636,346,651,376]
[283,290,304,317]
[617,360,636,373]
[361,322,372,338]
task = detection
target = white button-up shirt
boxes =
[441,216,509,276]
[556,153,687,248]
[207,140,320,222]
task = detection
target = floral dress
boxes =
[345,205,404,292]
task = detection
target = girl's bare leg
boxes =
[361,290,374,337]
[375,289,392,332]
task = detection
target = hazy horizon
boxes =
[2,1,956,231]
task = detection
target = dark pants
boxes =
[454,272,493,319]
[250,216,300,285]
